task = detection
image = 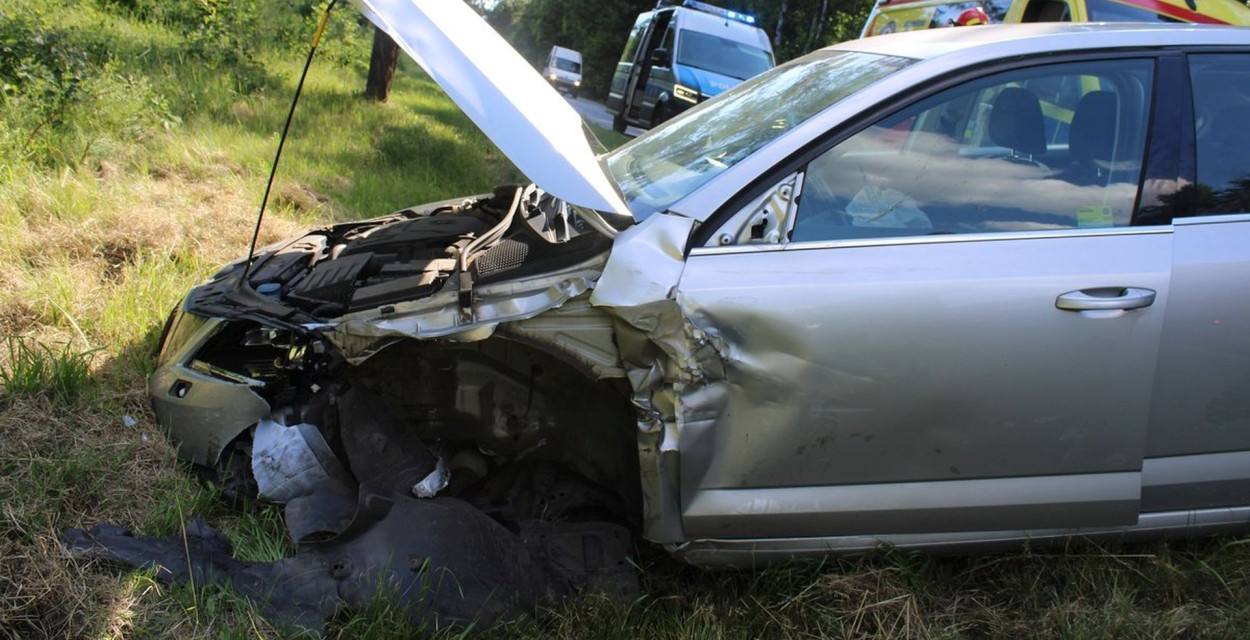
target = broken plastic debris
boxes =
[413,456,450,498]
[122,414,138,428]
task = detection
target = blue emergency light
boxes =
[680,0,758,25]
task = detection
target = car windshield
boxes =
[676,30,773,80]
[554,57,581,73]
[602,50,913,220]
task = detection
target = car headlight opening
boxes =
[674,84,700,104]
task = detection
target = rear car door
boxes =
[676,56,1172,539]
[1143,51,1250,512]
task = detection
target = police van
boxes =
[607,0,774,132]
[862,0,1250,37]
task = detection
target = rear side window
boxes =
[792,59,1155,242]
[1190,54,1250,215]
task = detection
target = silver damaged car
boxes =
[128,0,1250,624]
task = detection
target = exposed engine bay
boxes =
[186,185,613,326]
[69,186,649,630]
[248,186,609,317]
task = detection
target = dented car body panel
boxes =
[140,10,1250,625]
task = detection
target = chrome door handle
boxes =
[1056,287,1156,311]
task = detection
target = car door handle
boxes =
[1056,287,1156,311]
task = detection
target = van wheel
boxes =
[612,112,627,133]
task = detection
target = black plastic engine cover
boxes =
[339,214,491,261]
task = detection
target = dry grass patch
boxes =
[0,535,125,640]
[0,395,206,640]
[0,159,311,365]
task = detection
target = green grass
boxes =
[0,336,97,404]
[587,122,632,152]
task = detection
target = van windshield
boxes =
[553,58,581,73]
[677,30,773,80]
[603,50,913,220]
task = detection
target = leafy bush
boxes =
[0,6,179,168]
[0,0,380,173]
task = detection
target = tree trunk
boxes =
[364,26,401,103]
[804,0,830,53]
[773,0,789,47]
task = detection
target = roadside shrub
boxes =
[1,0,374,174]
[0,6,179,169]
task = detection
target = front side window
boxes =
[620,15,650,63]
[1191,54,1250,215]
[791,59,1155,242]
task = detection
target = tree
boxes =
[485,0,652,100]
[774,0,789,46]
[804,0,830,53]
[364,25,400,102]
[480,0,873,98]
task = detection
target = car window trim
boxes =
[689,225,1172,256]
[691,48,1174,251]
[1172,212,1250,227]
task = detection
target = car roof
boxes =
[841,23,1250,62]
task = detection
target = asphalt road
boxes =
[564,94,647,138]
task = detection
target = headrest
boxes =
[1069,91,1118,163]
[988,87,1046,156]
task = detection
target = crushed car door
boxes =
[675,57,1171,539]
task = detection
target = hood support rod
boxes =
[242,0,340,285]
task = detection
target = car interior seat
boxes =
[988,87,1047,166]
[1062,90,1118,186]
[1199,103,1250,193]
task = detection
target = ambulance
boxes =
[862,0,1250,37]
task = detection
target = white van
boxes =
[542,46,583,98]
[606,0,774,131]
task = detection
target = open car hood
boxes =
[352,0,633,220]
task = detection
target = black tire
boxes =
[612,111,627,133]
